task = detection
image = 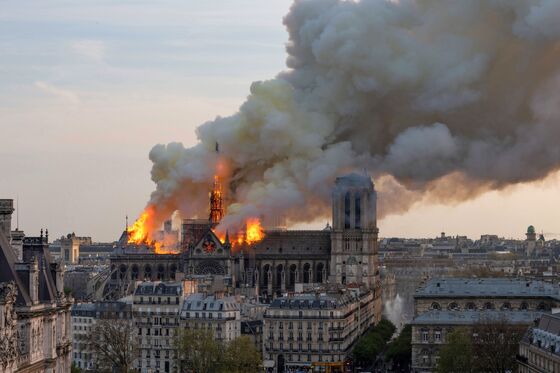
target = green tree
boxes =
[175,328,224,373]
[436,329,473,373]
[385,324,412,372]
[222,336,262,373]
[352,319,396,367]
[70,362,82,373]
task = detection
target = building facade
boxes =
[518,312,560,373]
[133,282,188,373]
[0,199,73,373]
[410,310,541,373]
[70,301,132,371]
[414,278,560,316]
[263,286,376,373]
[180,292,242,342]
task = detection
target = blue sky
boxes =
[1,0,559,241]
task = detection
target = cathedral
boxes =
[105,173,381,303]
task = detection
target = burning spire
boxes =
[209,175,224,227]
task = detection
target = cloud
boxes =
[71,40,106,63]
[34,81,80,104]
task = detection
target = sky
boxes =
[1,0,559,242]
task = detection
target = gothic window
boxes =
[344,192,351,229]
[316,263,324,283]
[355,194,361,229]
[303,263,311,283]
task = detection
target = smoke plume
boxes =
[147,0,560,233]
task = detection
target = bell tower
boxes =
[330,173,379,289]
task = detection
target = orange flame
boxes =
[127,207,178,254]
[245,218,264,244]
[214,218,265,248]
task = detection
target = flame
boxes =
[245,218,264,244]
[214,218,265,248]
[127,207,178,254]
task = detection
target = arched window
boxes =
[501,302,511,311]
[303,263,311,284]
[344,192,351,229]
[289,264,297,288]
[157,264,165,280]
[520,302,529,311]
[276,265,283,288]
[448,302,459,311]
[263,264,270,287]
[131,265,139,280]
[355,194,361,229]
[430,302,441,311]
[316,263,324,283]
[484,302,495,310]
[144,265,152,280]
[466,302,477,311]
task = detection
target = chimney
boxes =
[0,199,14,241]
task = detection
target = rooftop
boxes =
[415,278,560,300]
[412,310,543,326]
[181,293,239,312]
[134,281,183,296]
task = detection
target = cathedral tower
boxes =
[329,173,379,288]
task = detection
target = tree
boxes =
[70,362,82,373]
[222,336,262,373]
[352,319,396,367]
[436,328,473,373]
[471,317,525,373]
[175,328,224,373]
[87,319,138,373]
[385,324,412,372]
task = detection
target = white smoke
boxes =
[146,0,560,232]
[384,293,404,329]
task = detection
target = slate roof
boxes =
[181,293,239,312]
[268,292,356,310]
[134,281,183,296]
[536,312,560,334]
[415,278,560,300]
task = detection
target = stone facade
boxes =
[0,198,73,373]
[414,278,560,316]
[133,282,188,373]
[263,286,376,373]
[71,301,132,371]
[518,312,560,373]
[410,310,541,373]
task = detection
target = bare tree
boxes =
[471,316,525,373]
[87,319,139,373]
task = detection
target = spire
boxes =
[209,175,224,226]
[225,230,230,244]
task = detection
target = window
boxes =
[434,330,441,343]
[421,329,429,342]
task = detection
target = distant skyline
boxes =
[1,0,559,242]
